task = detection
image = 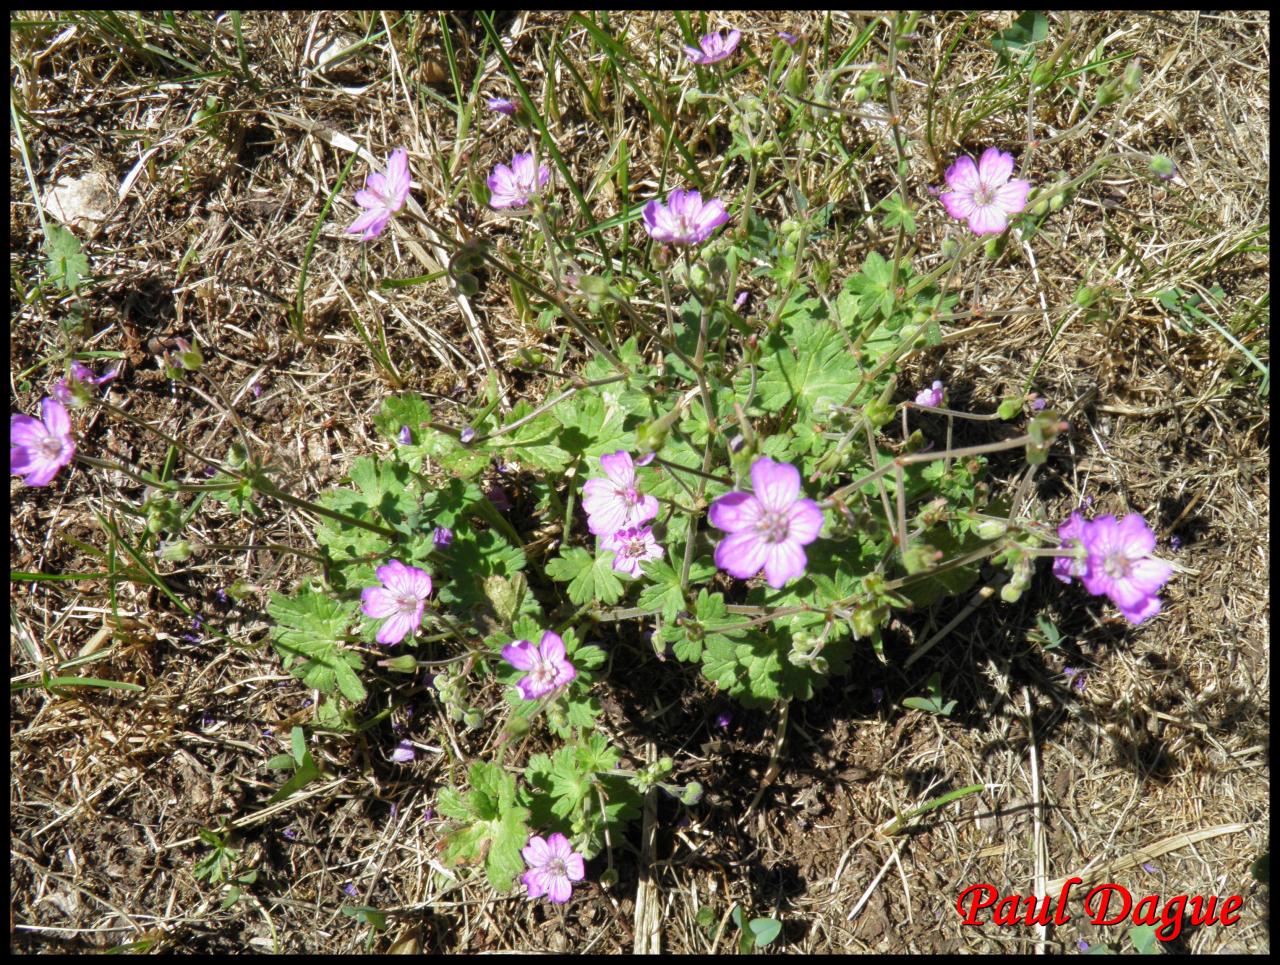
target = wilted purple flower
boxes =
[1053,511,1090,585]
[459,426,476,444]
[915,380,945,408]
[521,832,586,904]
[683,29,741,65]
[391,739,415,763]
[1169,535,1182,550]
[250,377,262,398]
[283,827,298,841]
[709,457,825,589]
[643,189,730,246]
[600,525,663,577]
[733,290,750,311]
[1141,861,1158,874]
[487,151,550,210]
[1077,940,1091,952]
[346,147,411,241]
[486,483,511,512]
[502,631,576,700]
[714,711,732,730]
[11,397,76,487]
[51,361,118,407]
[361,559,433,645]
[940,147,1032,235]
[487,97,517,116]
[342,882,358,898]
[1062,667,1087,693]
[1081,514,1173,625]
[1031,396,1047,411]
[432,526,453,549]
[582,451,659,537]
[398,425,411,444]
[634,451,655,467]
[778,31,800,46]
[422,807,434,822]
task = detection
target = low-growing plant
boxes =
[10,12,1189,918]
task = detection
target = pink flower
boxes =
[361,559,433,645]
[939,147,1031,235]
[51,361,119,407]
[708,457,824,589]
[600,525,663,577]
[643,189,730,246]
[915,380,945,408]
[487,151,550,210]
[1053,511,1089,584]
[347,148,411,241]
[683,29,741,65]
[487,97,517,116]
[581,451,659,537]
[502,631,576,700]
[11,397,76,487]
[1080,514,1173,625]
[521,832,585,904]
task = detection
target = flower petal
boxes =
[376,609,415,645]
[762,540,807,588]
[715,529,768,580]
[563,853,586,881]
[502,640,537,671]
[708,491,762,534]
[546,873,573,903]
[1118,595,1162,625]
[977,147,1015,187]
[523,834,551,866]
[361,585,398,619]
[750,457,800,511]
[786,499,825,544]
[940,189,977,221]
[599,451,635,488]
[944,155,981,194]
[538,631,566,664]
[994,179,1031,216]
[967,204,1008,235]
[384,148,411,206]
[41,398,71,438]
[522,868,548,898]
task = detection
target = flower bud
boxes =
[1122,59,1142,94]
[975,519,1008,540]
[1048,192,1066,212]
[381,654,419,673]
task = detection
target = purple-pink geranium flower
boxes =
[521,832,585,904]
[346,147,411,241]
[11,397,76,487]
[1053,511,1089,585]
[683,29,741,65]
[52,361,119,407]
[361,559,433,645]
[502,631,576,700]
[487,97,517,116]
[915,380,945,408]
[643,189,730,246]
[1080,514,1174,625]
[487,151,550,210]
[708,457,825,589]
[600,525,663,577]
[939,147,1031,235]
[581,451,659,537]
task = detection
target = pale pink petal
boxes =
[538,631,566,664]
[546,874,573,903]
[940,190,976,221]
[714,529,768,580]
[522,868,548,898]
[502,640,538,671]
[599,451,635,488]
[364,172,387,196]
[750,458,801,511]
[563,853,586,880]
[361,585,399,619]
[1118,595,1161,625]
[384,148,411,205]
[695,198,730,234]
[967,204,1008,235]
[762,540,807,588]
[633,493,659,526]
[1129,557,1173,595]
[353,188,383,209]
[708,491,763,533]
[10,413,48,449]
[944,155,981,194]
[995,179,1031,215]
[347,207,390,238]
[522,835,551,866]
[377,560,411,593]
[40,398,70,437]
[377,609,415,645]
[786,499,825,544]
[977,147,1015,187]
[1116,514,1157,555]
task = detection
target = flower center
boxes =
[973,185,996,206]
[395,592,420,613]
[620,486,642,507]
[755,509,790,544]
[1104,552,1132,580]
[544,857,567,879]
[37,434,64,460]
[530,659,556,690]
[622,537,646,559]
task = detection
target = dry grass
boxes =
[10,11,1268,954]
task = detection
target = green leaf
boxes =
[557,392,631,459]
[545,547,624,605]
[373,393,432,443]
[749,918,783,947]
[267,588,365,702]
[756,312,860,418]
[44,224,90,292]
[438,762,530,892]
[877,193,916,233]
[991,11,1048,56]
[636,558,690,621]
